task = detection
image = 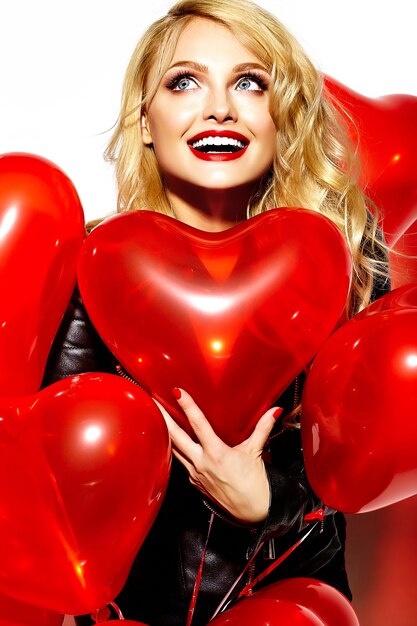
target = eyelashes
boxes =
[236,71,269,91]
[166,71,197,91]
[165,70,269,92]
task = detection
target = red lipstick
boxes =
[187,130,249,162]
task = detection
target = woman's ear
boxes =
[141,113,153,145]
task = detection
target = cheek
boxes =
[264,121,278,156]
[255,107,276,136]
[254,115,277,160]
[148,97,200,144]
[260,108,277,146]
[241,101,276,136]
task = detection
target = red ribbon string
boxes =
[210,523,318,621]
[237,524,317,600]
[186,511,215,626]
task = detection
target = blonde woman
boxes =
[44,1,389,624]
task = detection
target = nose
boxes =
[203,85,237,123]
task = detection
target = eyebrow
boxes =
[166,61,270,74]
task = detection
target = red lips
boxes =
[187,129,249,161]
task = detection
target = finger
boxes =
[171,445,195,474]
[173,388,221,448]
[153,397,200,459]
[244,407,283,453]
[171,447,212,501]
[153,397,172,423]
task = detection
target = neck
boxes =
[165,177,255,232]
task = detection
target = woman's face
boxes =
[142,18,277,192]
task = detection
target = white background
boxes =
[1,0,416,222]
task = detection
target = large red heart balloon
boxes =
[0,152,85,396]
[325,77,417,247]
[0,373,170,615]
[210,578,359,625]
[78,208,352,446]
[0,590,63,626]
[302,283,417,513]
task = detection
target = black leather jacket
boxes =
[42,263,387,625]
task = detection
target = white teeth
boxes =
[190,136,246,149]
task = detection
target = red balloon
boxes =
[0,374,170,615]
[78,208,352,446]
[389,222,417,288]
[325,77,417,247]
[210,578,359,625]
[302,283,417,513]
[0,590,62,626]
[0,621,59,626]
[0,153,85,396]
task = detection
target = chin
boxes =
[163,172,263,199]
[193,174,262,190]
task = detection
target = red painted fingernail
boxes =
[172,387,182,400]
[304,507,325,523]
[273,407,283,420]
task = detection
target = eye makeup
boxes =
[165,68,269,92]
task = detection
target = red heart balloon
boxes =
[325,77,417,247]
[0,590,62,626]
[0,611,57,626]
[78,208,352,445]
[302,283,417,513]
[0,374,170,615]
[0,152,85,396]
[210,578,359,625]
[389,223,417,288]
[0,619,59,626]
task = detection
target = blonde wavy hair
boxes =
[104,0,388,318]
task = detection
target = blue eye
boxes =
[237,77,257,91]
[236,74,268,91]
[167,73,198,91]
[175,77,193,91]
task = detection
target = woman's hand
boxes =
[155,388,282,524]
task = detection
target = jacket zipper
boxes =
[115,364,144,389]
[202,499,257,530]
[245,529,258,591]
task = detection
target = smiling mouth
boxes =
[189,136,247,153]
[187,133,249,161]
